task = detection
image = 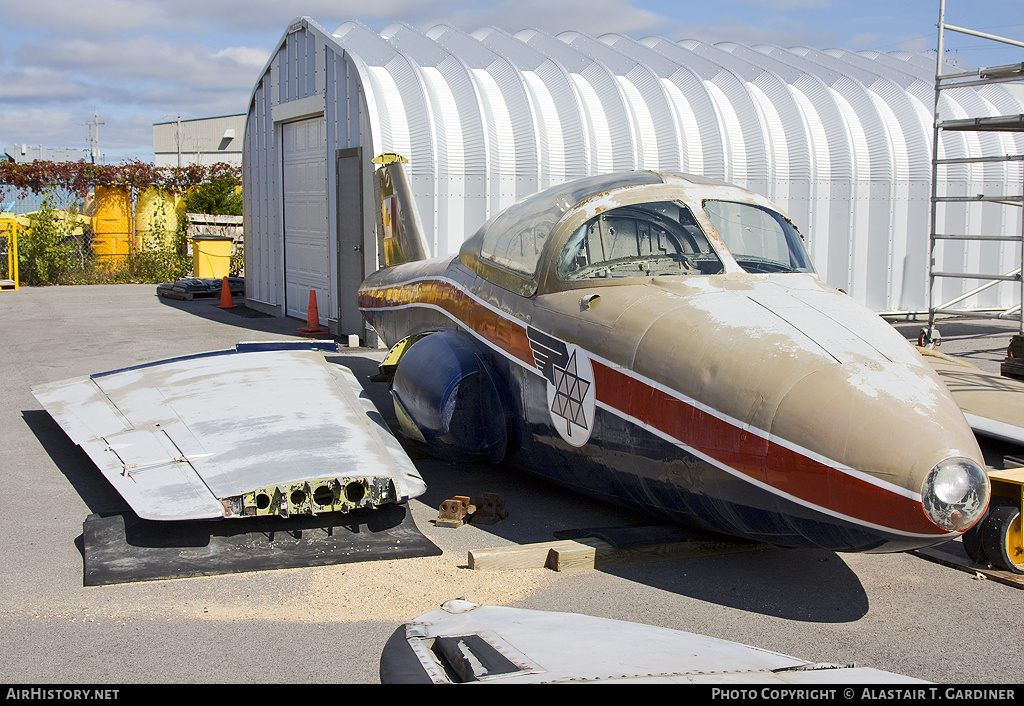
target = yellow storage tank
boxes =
[191,235,234,279]
[91,186,132,263]
[135,187,184,250]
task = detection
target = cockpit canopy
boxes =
[458,171,814,296]
[703,200,813,275]
[557,201,725,280]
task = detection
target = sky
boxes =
[2,0,1022,164]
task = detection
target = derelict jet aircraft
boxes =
[30,165,991,557]
[359,165,991,553]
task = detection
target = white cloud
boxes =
[3,0,998,162]
[1,0,167,35]
[744,0,834,9]
[406,0,672,37]
[18,36,262,89]
[0,107,97,148]
[0,67,96,102]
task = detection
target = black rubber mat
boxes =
[82,503,441,585]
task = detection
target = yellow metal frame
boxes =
[983,468,1024,572]
[988,468,1024,507]
[0,218,18,291]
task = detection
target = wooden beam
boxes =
[467,539,601,571]
[467,537,771,572]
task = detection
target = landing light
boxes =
[922,458,990,531]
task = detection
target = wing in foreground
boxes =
[380,600,930,684]
[32,341,426,521]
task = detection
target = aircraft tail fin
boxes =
[373,154,430,267]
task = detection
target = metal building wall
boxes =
[244,18,1024,317]
[244,19,375,331]
[153,115,245,167]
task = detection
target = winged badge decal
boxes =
[527,327,595,446]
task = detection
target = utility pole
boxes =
[88,109,104,164]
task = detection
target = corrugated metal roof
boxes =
[246,18,1024,315]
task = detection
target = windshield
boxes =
[557,201,725,280]
[703,200,814,274]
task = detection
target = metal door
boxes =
[282,117,329,322]
[336,148,364,339]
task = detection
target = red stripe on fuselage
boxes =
[359,277,944,538]
[590,362,941,536]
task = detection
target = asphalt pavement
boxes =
[1,284,1022,685]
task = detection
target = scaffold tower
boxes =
[926,1,1024,377]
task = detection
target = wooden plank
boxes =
[468,537,771,572]
[913,541,1024,589]
[547,539,613,572]
[549,537,771,572]
[468,539,589,571]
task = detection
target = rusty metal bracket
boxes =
[437,493,508,528]
[437,496,476,528]
[470,493,507,525]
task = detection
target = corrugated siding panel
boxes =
[245,19,1024,315]
[577,64,633,171]
[615,75,657,170]
[668,67,726,177]
[244,71,281,307]
[660,79,705,174]
[704,80,749,183]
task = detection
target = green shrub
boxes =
[184,170,242,216]
[18,194,77,285]
[123,225,191,283]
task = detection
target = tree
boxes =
[183,167,243,215]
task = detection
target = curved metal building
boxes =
[244,16,1024,338]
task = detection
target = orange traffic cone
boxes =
[298,290,329,335]
[216,276,235,309]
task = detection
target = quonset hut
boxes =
[243,16,1024,339]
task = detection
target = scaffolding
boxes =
[925,1,1024,375]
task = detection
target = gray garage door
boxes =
[282,117,329,323]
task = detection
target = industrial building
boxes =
[242,16,1024,340]
[1,146,90,214]
[153,114,245,168]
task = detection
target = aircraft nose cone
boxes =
[769,358,984,544]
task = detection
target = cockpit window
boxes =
[557,201,725,281]
[471,171,664,280]
[703,200,814,274]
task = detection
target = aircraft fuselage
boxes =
[360,260,981,552]
[358,170,989,552]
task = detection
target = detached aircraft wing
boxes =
[380,600,929,684]
[32,341,426,521]
[918,347,1024,447]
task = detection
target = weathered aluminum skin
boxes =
[32,343,426,521]
[380,600,929,684]
[920,350,1024,446]
[359,171,987,552]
